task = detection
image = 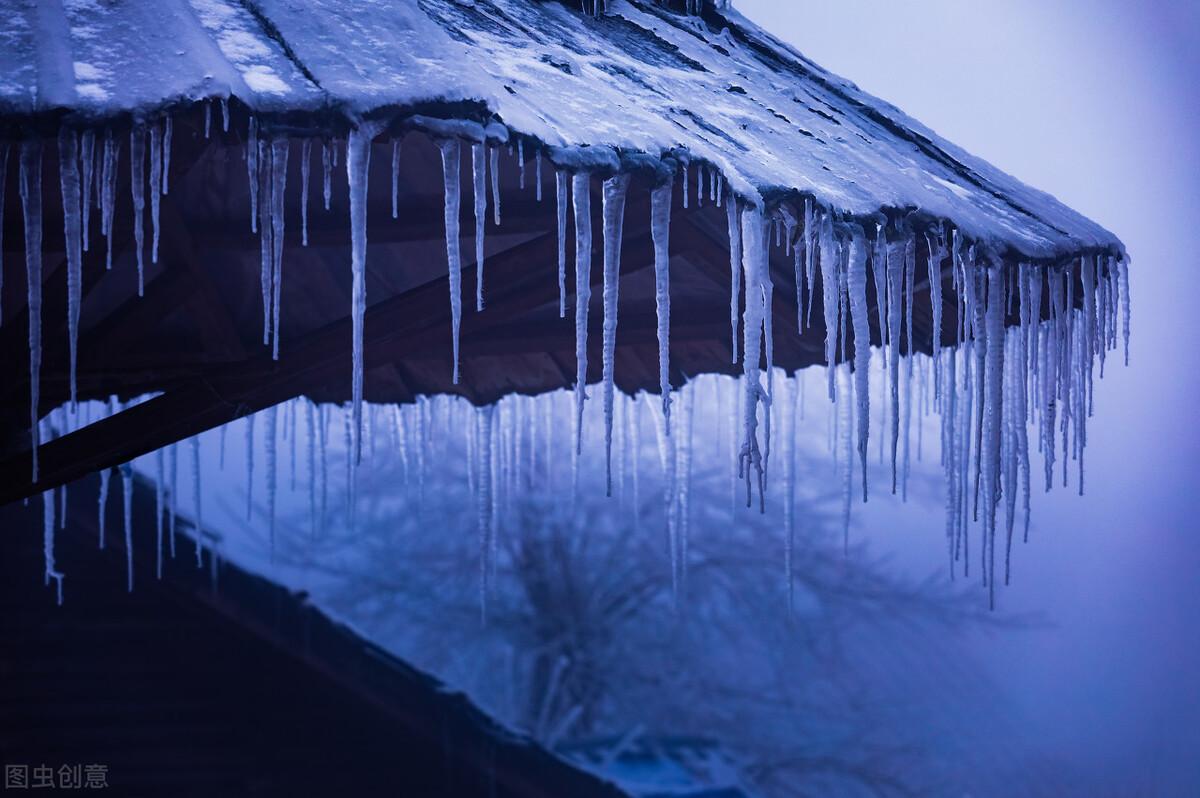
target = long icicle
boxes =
[601,174,630,496]
[20,140,43,480]
[726,195,742,363]
[472,142,487,312]
[130,126,146,296]
[58,129,83,410]
[300,140,311,246]
[347,124,379,476]
[149,121,161,263]
[556,169,569,318]
[270,138,289,360]
[440,139,464,384]
[121,462,134,592]
[739,205,768,512]
[572,172,593,456]
[846,226,871,501]
[651,180,673,423]
[982,258,1006,608]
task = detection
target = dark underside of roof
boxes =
[0,98,1098,507]
[0,470,629,798]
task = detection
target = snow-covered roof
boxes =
[0,0,1122,262]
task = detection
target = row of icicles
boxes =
[4,107,1128,610]
[580,0,729,18]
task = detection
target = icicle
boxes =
[846,226,871,501]
[1119,257,1130,365]
[489,144,501,226]
[149,121,161,263]
[270,138,288,360]
[43,490,63,604]
[871,225,888,361]
[58,129,83,410]
[247,117,259,233]
[191,436,202,566]
[681,161,689,209]
[79,131,93,253]
[300,140,311,246]
[129,126,147,295]
[518,139,526,190]
[266,405,278,557]
[982,260,1006,608]
[601,175,630,496]
[927,229,944,401]
[886,238,904,492]
[739,206,768,511]
[245,413,255,520]
[348,125,379,470]
[696,164,704,208]
[472,143,488,312]
[121,462,134,592]
[204,101,212,138]
[20,140,43,480]
[819,213,840,401]
[98,467,111,548]
[391,139,401,219]
[536,152,544,202]
[102,131,117,270]
[439,139,464,384]
[556,169,569,318]
[652,181,673,423]
[726,197,742,363]
[220,97,229,132]
[321,141,332,211]
[901,238,916,500]
[572,173,593,456]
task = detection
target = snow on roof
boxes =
[0,0,1122,262]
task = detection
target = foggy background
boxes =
[735,0,1200,791]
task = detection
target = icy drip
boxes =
[300,140,311,247]
[270,139,289,360]
[886,239,904,492]
[80,131,93,252]
[439,139,464,384]
[601,175,630,496]
[927,229,945,401]
[738,206,768,512]
[43,490,63,604]
[726,197,742,363]
[188,437,202,566]
[475,405,495,623]
[149,122,161,263]
[1118,257,1131,365]
[651,182,673,423]
[391,140,401,219]
[572,173,593,456]
[20,140,43,481]
[258,141,273,347]
[536,153,544,202]
[817,212,839,401]
[845,227,871,501]
[518,139,526,190]
[101,131,117,270]
[58,129,83,410]
[247,117,259,233]
[220,98,229,132]
[130,126,146,295]
[266,405,278,558]
[556,170,569,318]
[347,126,378,475]
[489,144,501,226]
[321,142,332,211]
[472,143,488,312]
[121,462,134,592]
[981,261,1005,609]
[901,239,916,500]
